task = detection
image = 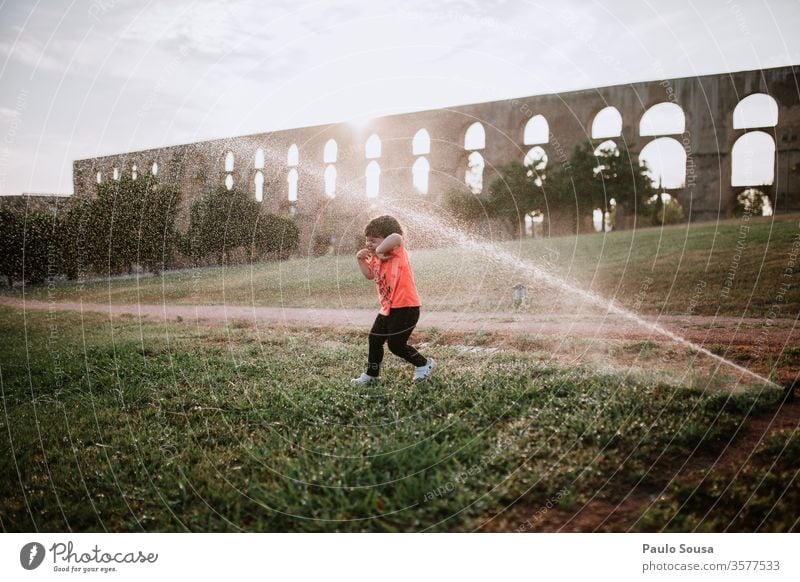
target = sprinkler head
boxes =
[781,380,796,405]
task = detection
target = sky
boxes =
[0,0,798,196]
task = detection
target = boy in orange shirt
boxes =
[351,215,436,386]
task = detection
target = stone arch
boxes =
[592,106,622,139]
[365,134,381,159]
[640,102,685,136]
[594,139,619,156]
[324,139,338,164]
[733,93,779,129]
[413,129,431,156]
[593,140,619,177]
[413,156,430,194]
[523,146,547,185]
[639,137,687,188]
[324,164,337,198]
[465,151,484,193]
[366,161,380,198]
[731,131,775,186]
[287,144,299,167]
[464,122,485,150]
[287,168,298,201]
[523,114,548,145]
[255,171,264,201]
[151,161,158,176]
[96,171,102,184]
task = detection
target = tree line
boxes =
[0,176,299,286]
[445,141,685,237]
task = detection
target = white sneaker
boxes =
[350,373,377,387]
[414,358,437,382]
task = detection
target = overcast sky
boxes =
[0,0,798,196]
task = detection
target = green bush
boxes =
[734,188,769,218]
[253,213,299,259]
[85,174,181,275]
[647,194,685,226]
[0,207,59,285]
[185,185,298,264]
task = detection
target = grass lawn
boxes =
[4,213,799,319]
[1,307,795,532]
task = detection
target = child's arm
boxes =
[356,249,374,280]
[375,233,403,259]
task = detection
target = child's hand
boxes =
[356,248,372,261]
[376,252,391,261]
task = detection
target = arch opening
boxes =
[287,168,298,202]
[255,171,264,201]
[413,129,431,156]
[366,161,381,198]
[640,102,685,136]
[464,122,485,150]
[365,134,381,159]
[523,115,549,145]
[733,93,779,129]
[413,157,430,194]
[639,137,687,189]
[593,140,619,177]
[325,164,337,198]
[731,131,775,186]
[524,146,548,186]
[592,106,622,139]
[465,151,484,194]
[287,144,299,167]
[324,139,338,164]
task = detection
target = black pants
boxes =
[367,307,427,376]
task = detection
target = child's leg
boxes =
[385,307,427,367]
[367,314,389,376]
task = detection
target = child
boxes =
[351,215,436,386]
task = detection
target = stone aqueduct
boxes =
[73,65,800,242]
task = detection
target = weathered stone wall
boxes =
[73,64,800,244]
[0,194,70,216]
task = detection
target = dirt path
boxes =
[1,297,797,346]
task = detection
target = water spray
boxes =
[382,202,783,392]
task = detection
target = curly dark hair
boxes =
[364,215,403,238]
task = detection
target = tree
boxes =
[647,193,685,226]
[0,208,23,285]
[185,185,297,264]
[444,160,548,237]
[0,207,58,285]
[252,213,299,260]
[57,198,92,281]
[87,174,181,275]
[543,141,655,233]
[485,160,549,237]
[443,186,487,222]
[137,182,181,274]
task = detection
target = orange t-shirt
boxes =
[368,244,421,316]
